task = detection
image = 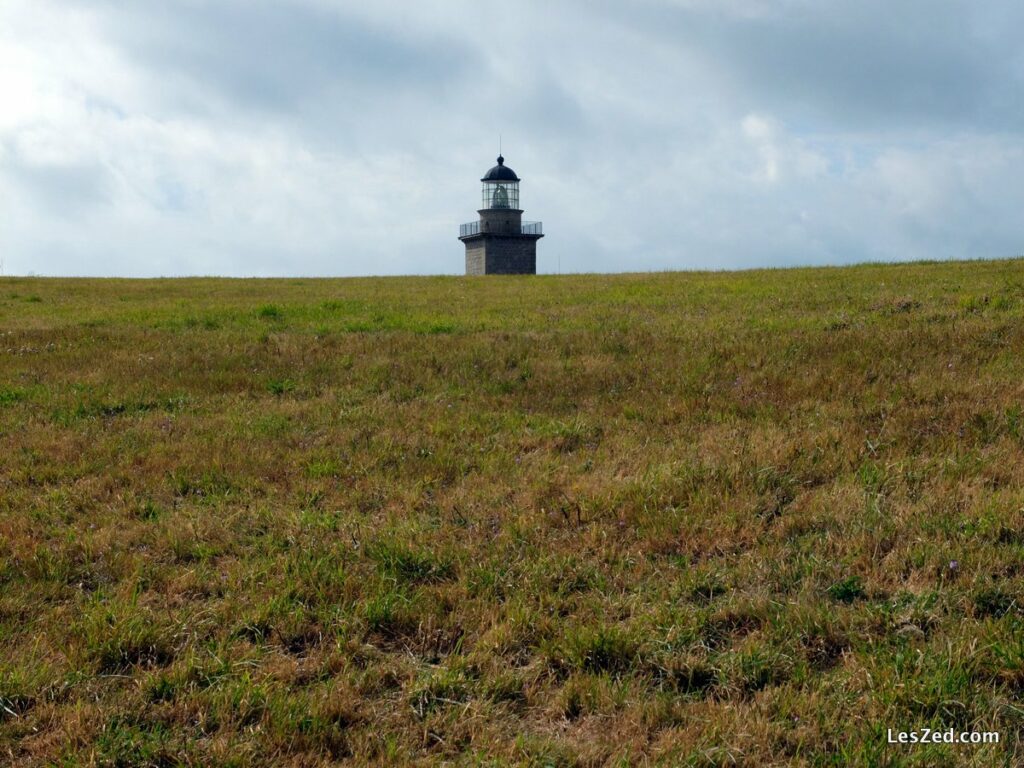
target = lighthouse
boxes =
[459,156,543,275]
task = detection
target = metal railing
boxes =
[459,221,543,237]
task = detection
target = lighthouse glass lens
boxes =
[482,182,519,210]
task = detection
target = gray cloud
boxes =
[3,152,113,216]
[0,0,1022,277]
[616,1,1024,130]
[101,2,476,115]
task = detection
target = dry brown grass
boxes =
[2,260,1024,765]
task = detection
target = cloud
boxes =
[617,0,1024,131]
[86,1,477,122]
[0,0,1022,276]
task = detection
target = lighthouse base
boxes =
[462,234,542,275]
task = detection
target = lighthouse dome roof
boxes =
[481,156,520,182]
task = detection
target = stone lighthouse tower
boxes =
[459,156,543,275]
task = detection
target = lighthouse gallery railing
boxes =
[459,221,543,237]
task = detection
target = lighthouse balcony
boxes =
[460,221,543,237]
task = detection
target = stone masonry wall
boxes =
[484,236,538,274]
[465,242,486,276]
[463,234,540,275]
[478,208,523,235]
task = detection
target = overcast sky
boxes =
[2,0,1023,276]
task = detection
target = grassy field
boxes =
[2,259,1024,766]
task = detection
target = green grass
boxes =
[2,259,1024,765]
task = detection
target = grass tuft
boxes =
[367,541,454,584]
